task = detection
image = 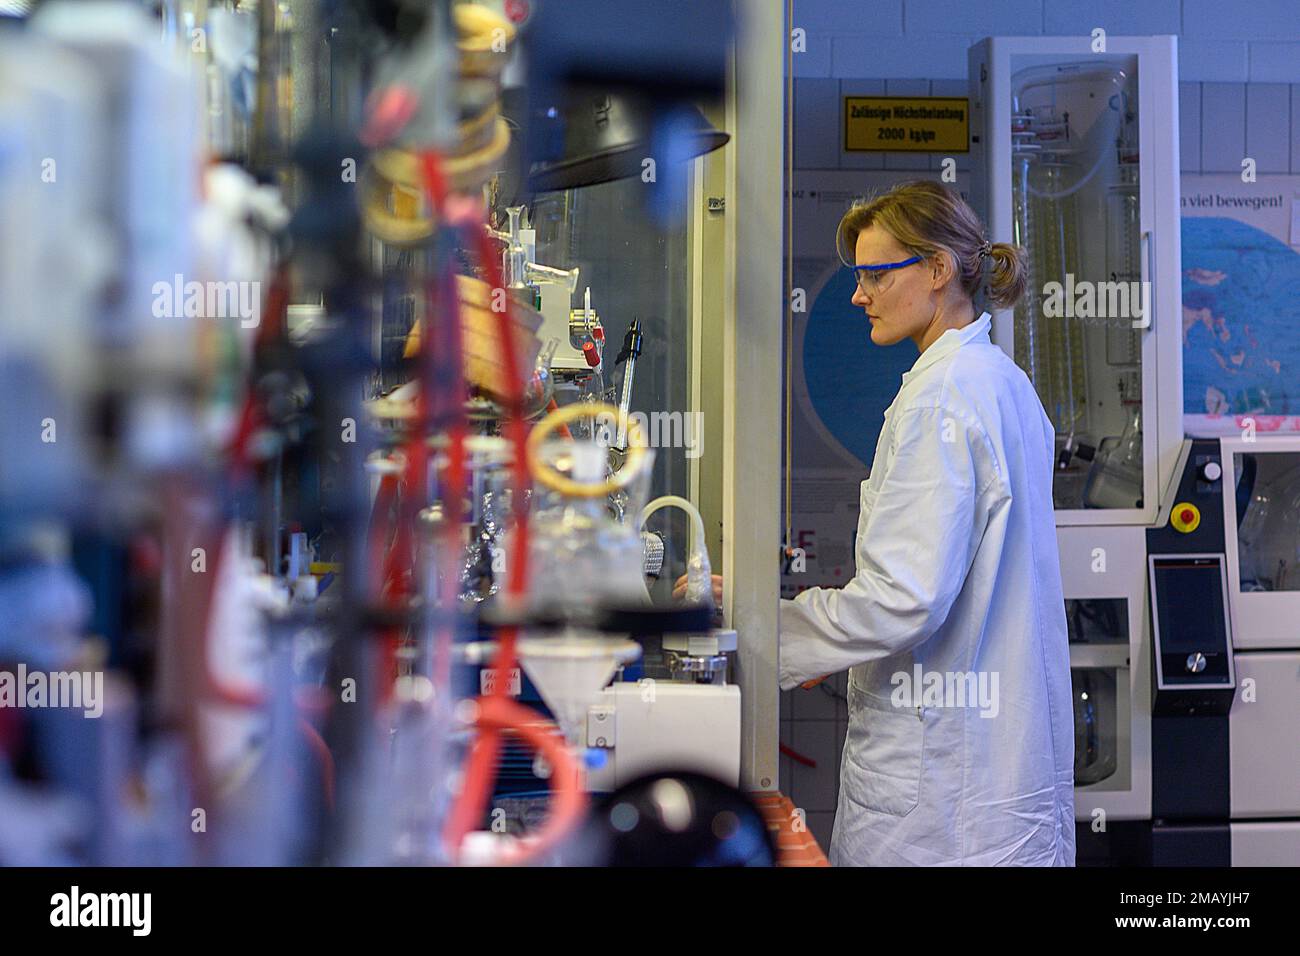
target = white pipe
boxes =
[640,495,713,611]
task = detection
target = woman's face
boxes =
[850,224,934,347]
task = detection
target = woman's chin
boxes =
[869,323,899,346]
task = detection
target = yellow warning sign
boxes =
[844,97,969,153]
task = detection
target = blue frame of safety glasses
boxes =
[850,255,923,276]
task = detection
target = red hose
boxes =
[369,470,405,707]
[470,696,587,866]
[780,743,818,769]
[409,156,543,860]
[227,263,290,476]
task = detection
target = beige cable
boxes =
[526,402,649,498]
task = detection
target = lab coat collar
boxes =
[902,310,992,383]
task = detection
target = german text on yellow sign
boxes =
[844,97,969,153]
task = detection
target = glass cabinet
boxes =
[1220,436,1300,649]
[970,37,1183,526]
[1057,524,1151,819]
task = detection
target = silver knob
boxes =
[1200,461,1222,482]
[1186,652,1207,674]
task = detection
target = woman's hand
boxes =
[673,573,823,685]
[672,573,723,605]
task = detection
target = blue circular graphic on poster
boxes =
[801,269,915,466]
[1182,217,1300,416]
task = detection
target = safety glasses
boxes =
[850,255,923,294]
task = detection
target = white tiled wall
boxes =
[791,0,1300,82]
[797,76,1300,174]
[780,676,848,851]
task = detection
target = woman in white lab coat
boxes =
[682,180,1075,866]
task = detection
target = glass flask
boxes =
[518,439,656,612]
[1072,668,1118,785]
[1083,403,1144,509]
[454,436,520,605]
[1234,455,1300,592]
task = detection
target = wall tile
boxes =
[905,0,1043,35]
[1293,85,1300,173]
[1245,84,1291,173]
[833,34,975,80]
[791,678,840,720]
[791,0,903,35]
[792,33,834,78]
[1200,83,1247,172]
[1179,82,1202,173]
[1249,42,1300,83]
[794,78,843,169]
[1179,39,1249,83]
[1044,0,1180,35]
[789,721,842,813]
[1183,0,1300,42]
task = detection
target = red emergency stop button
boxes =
[1171,502,1201,533]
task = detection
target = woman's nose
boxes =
[851,283,870,308]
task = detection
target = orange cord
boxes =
[545,397,574,439]
[411,153,562,862]
[213,143,563,859]
[470,695,587,866]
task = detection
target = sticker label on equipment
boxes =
[844,97,969,153]
[480,667,522,696]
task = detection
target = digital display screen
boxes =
[1150,555,1236,689]
[1152,559,1229,653]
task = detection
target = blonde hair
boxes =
[835,180,1027,309]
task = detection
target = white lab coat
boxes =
[779,312,1075,866]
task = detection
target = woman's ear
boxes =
[930,250,958,291]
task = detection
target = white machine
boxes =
[585,629,742,790]
[1217,438,1300,865]
[973,36,1300,864]
[503,624,742,793]
[586,682,741,790]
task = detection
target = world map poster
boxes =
[1180,175,1300,436]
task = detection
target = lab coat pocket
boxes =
[841,681,924,817]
